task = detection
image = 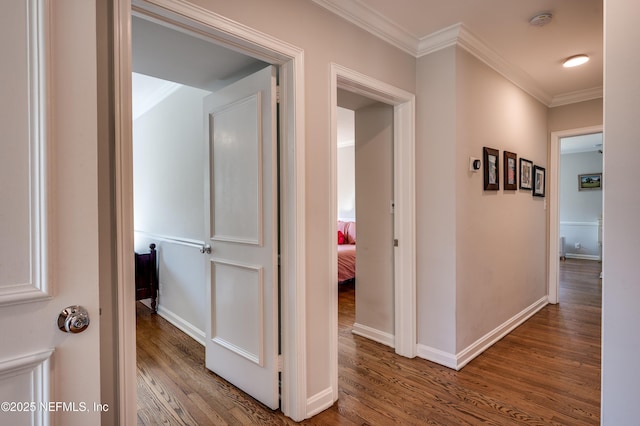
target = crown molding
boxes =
[455,25,553,106]
[311,0,418,55]
[313,1,599,108]
[549,86,603,108]
[416,23,461,57]
[417,23,552,105]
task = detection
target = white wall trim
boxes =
[417,296,548,370]
[330,63,416,409]
[134,230,205,249]
[310,0,417,56]
[549,125,603,305]
[113,1,137,425]
[305,387,335,418]
[116,0,307,422]
[156,305,206,346]
[560,221,599,227]
[565,254,601,261]
[352,323,395,348]
[416,345,458,370]
[550,86,604,108]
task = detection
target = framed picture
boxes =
[483,147,499,190]
[519,158,533,190]
[533,165,546,197]
[578,173,602,191]
[504,151,517,190]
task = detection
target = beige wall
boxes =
[455,48,548,351]
[548,98,603,134]
[416,45,548,359]
[416,47,458,354]
[354,103,394,336]
[602,0,640,422]
[189,0,417,398]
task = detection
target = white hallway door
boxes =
[0,1,103,425]
[204,65,280,409]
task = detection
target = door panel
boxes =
[0,1,102,425]
[211,94,262,245]
[204,65,279,409]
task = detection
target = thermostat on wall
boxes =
[469,157,481,172]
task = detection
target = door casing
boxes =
[328,63,417,405]
[111,0,307,422]
[548,125,603,304]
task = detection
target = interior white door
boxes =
[204,65,279,409]
[0,1,103,425]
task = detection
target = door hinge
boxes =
[277,354,283,372]
[276,85,281,104]
[393,239,399,247]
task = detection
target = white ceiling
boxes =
[561,132,603,154]
[313,0,603,107]
[132,15,266,91]
[131,15,267,118]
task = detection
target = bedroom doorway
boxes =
[336,94,395,345]
[329,63,417,402]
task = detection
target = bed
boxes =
[135,243,158,312]
[337,221,356,283]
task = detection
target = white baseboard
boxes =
[156,305,206,346]
[416,344,457,370]
[306,386,334,418]
[565,253,601,261]
[417,296,549,371]
[352,322,395,348]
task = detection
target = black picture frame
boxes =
[504,151,517,190]
[533,165,546,197]
[519,158,533,190]
[483,147,499,190]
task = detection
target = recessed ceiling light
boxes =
[563,54,590,68]
[529,12,553,27]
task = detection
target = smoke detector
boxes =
[529,12,553,27]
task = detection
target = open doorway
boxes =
[118,3,307,421]
[559,133,603,266]
[328,63,416,405]
[132,11,283,408]
[549,126,603,303]
[336,92,395,346]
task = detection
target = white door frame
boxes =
[329,63,416,399]
[112,0,307,422]
[548,125,603,304]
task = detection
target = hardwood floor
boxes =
[137,258,601,425]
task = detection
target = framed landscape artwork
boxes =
[578,173,602,191]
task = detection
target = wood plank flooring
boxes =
[137,258,601,425]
